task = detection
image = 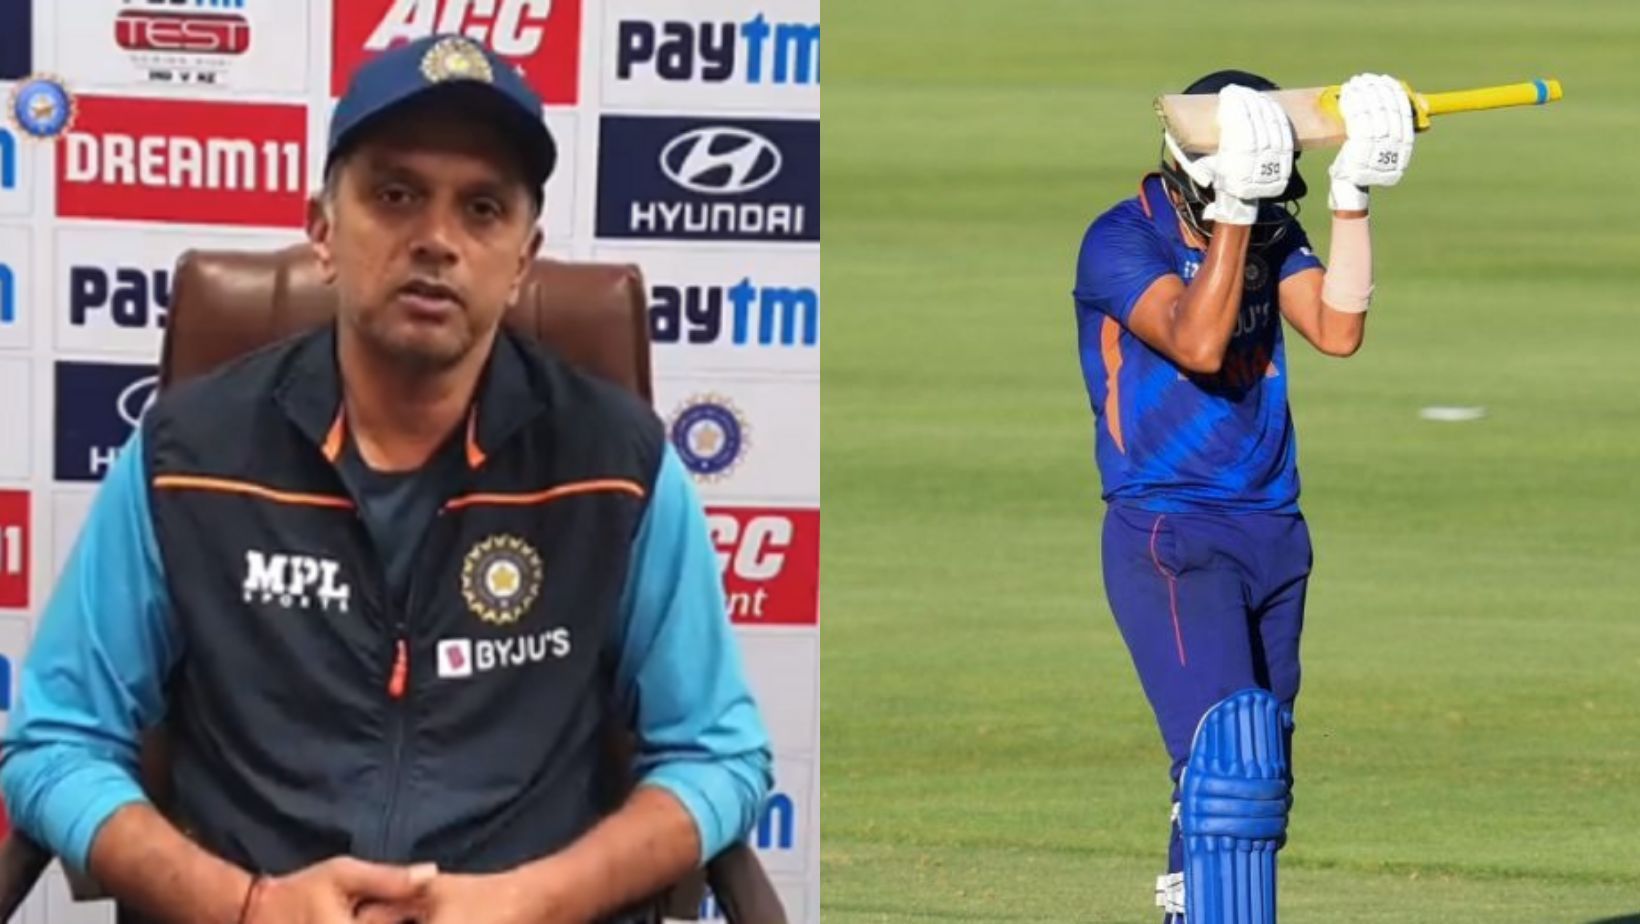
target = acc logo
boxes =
[460,534,544,625]
[7,76,76,140]
[669,395,750,482]
[660,127,781,196]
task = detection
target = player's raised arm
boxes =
[1124,86,1295,374]
[1280,73,1416,357]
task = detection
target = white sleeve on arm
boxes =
[610,444,774,864]
[0,429,180,873]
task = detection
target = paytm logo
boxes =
[616,14,819,86]
[0,655,10,710]
[651,279,817,348]
[69,265,170,330]
[53,362,158,481]
[242,551,352,613]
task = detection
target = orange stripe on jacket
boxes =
[152,475,355,509]
[443,479,646,512]
[1101,317,1126,454]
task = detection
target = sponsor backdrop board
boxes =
[0,1,819,921]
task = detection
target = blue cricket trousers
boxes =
[1101,503,1313,874]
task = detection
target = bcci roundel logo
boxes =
[669,395,750,482]
[660,127,782,196]
[7,75,74,140]
[461,534,543,625]
[420,36,494,85]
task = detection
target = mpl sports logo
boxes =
[242,551,352,613]
[708,507,818,626]
[54,361,158,482]
[596,116,818,243]
[605,0,819,111]
[333,0,581,104]
[0,492,30,609]
[57,96,308,228]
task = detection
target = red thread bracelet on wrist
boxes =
[237,874,266,924]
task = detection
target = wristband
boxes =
[1321,213,1374,313]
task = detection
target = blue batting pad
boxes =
[1179,688,1293,924]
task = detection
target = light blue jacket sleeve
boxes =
[0,430,179,873]
[612,444,774,864]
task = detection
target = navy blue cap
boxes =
[327,33,556,194]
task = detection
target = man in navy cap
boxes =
[0,34,772,924]
[1071,69,1416,921]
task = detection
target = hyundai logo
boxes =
[660,127,782,196]
[118,375,159,428]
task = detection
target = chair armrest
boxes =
[705,842,786,924]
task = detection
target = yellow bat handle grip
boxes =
[1319,78,1562,133]
[1418,79,1562,116]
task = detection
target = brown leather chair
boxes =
[0,244,786,924]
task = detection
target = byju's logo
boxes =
[53,361,158,481]
[615,13,819,87]
[596,115,817,243]
[651,278,818,348]
[69,265,170,329]
[242,551,352,613]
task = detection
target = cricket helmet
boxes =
[1157,69,1306,249]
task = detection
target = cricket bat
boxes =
[1155,78,1564,155]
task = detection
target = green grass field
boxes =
[821,2,1640,920]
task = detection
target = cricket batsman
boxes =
[1071,69,1415,921]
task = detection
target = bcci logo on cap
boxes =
[420,36,494,84]
[461,534,544,625]
[669,395,751,482]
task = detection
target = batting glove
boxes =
[1179,85,1294,225]
[1328,73,1415,211]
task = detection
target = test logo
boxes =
[57,96,307,228]
[54,361,158,482]
[614,13,818,86]
[707,507,818,626]
[114,5,252,85]
[597,115,817,242]
[333,0,582,104]
[0,491,30,609]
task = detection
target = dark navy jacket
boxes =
[0,325,771,900]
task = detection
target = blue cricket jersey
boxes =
[1072,174,1324,514]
